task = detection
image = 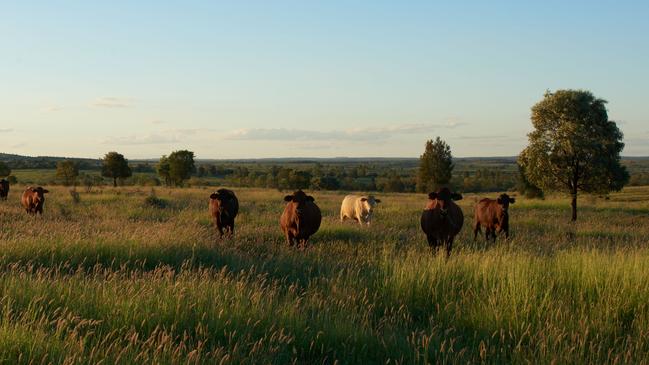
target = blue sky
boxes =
[1,1,647,159]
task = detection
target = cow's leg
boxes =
[426,235,439,254]
[473,223,481,241]
[340,211,345,222]
[286,232,294,247]
[229,222,235,236]
[445,237,454,258]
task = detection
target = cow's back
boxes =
[302,201,322,236]
[340,195,360,219]
[474,198,499,226]
[21,189,34,210]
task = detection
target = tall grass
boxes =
[0,186,648,363]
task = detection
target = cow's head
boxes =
[29,187,49,204]
[360,195,381,213]
[428,187,462,218]
[210,189,234,215]
[497,193,515,212]
[284,190,315,214]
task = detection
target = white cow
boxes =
[340,195,381,225]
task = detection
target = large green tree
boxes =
[102,152,132,187]
[159,150,196,186]
[416,137,454,193]
[56,160,79,186]
[519,90,629,221]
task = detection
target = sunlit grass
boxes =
[0,186,648,363]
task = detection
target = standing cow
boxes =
[209,189,239,238]
[0,179,8,201]
[21,187,49,215]
[420,187,464,257]
[280,190,322,247]
[340,195,381,225]
[473,193,515,242]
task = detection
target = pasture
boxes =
[0,186,649,363]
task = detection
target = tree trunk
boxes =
[113,177,117,187]
[571,193,577,222]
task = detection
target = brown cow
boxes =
[21,187,49,215]
[473,193,515,242]
[280,190,322,247]
[209,188,239,237]
[0,179,8,200]
[420,187,464,257]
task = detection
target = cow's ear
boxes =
[42,189,49,194]
[374,199,381,203]
[360,197,367,202]
[306,195,315,202]
[509,198,516,204]
[30,187,37,192]
[428,192,438,200]
[210,193,218,199]
[451,193,462,201]
[283,195,293,202]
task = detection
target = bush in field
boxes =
[516,163,544,199]
[520,90,629,221]
[56,160,79,186]
[143,189,168,208]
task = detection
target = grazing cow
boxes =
[21,187,49,215]
[280,190,322,247]
[340,194,381,225]
[0,179,8,200]
[473,193,515,242]
[209,189,239,237]
[420,188,464,257]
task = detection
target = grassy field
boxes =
[0,185,649,363]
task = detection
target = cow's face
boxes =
[284,190,315,214]
[30,187,49,204]
[210,191,231,215]
[497,193,515,212]
[428,188,462,218]
[360,195,381,213]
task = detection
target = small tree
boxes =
[519,90,629,221]
[56,160,79,186]
[0,162,11,178]
[157,156,172,186]
[166,150,196,186]
[102,152,132,187]
[416,137,454,192]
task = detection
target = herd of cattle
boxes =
[0,180,516,256]
[207,187,515,256]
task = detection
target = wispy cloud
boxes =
[11,142,27,148]
[44,106,63,112]
[0,128,12,133]
[102,133,180,145]
[92,97,134,108]
[225,122,465,142]
[150,120,165,125]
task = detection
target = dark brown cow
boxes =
[21,187,49,215]
[209,189,239,237]
[473,193,515,242]
[420,187,464,257]
[280,190,322,247]
[0,179,8,200]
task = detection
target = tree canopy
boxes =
[519,89,629,221]
[102,152,132,187]
[56,160,79,186]
[416,137,454,193]
[0,162,11,178]
[158,150,196,186]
